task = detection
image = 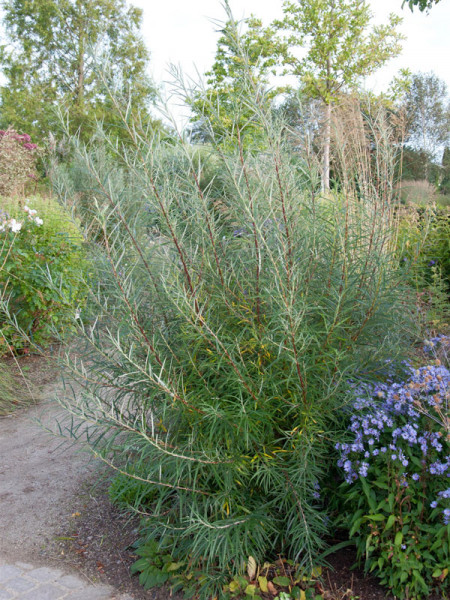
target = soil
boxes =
[325,551,392,600]
[3,347,60,387]
[53,481,177,600]
[0,365,95,564]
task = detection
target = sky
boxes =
[131,0,450,123]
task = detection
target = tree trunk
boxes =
[76,0,85,111]
[322,100,332,192]
[322,51,332,192]
[77,51,84,107]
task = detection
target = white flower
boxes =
[9,219,22,233]
[24,205,37,216]
[34,217,43,226]
[75,309,81,320]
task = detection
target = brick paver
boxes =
[0,562,134,600]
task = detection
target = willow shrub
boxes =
[53,87,416,595]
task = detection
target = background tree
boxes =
[402,0,442,11]
[440,146,450,195]
[271,89,324,154]
[188,12,283,150]
[403,72,450,179]
[0,0,157,139]
[272,0,404,190]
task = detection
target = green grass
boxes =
[0,362,21,415]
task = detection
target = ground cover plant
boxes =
[48,55,420,598]
[335,336,450,599]
[0,196,87,353]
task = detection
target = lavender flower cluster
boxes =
[336,343,450,524]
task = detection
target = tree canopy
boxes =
[403,72,450,169]
[403,0,442,11]
[274,0,403,105]
[188,13,282,150]
[273,0,404,189]
[0,0,157,139]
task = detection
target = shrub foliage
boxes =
[0,196,87,353]
[51,79,417,597]
[398,205,450,289]
[0,128,40,196]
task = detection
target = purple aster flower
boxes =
[359,462,369,477]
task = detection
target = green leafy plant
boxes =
[335,348,450,599]
[108,471,158,510]
[131,547,324,600]
[131,539,180,590]
[0,195,87,353]
[398,205,450,289]
[0,0,157,141]
[425,211,450,287]
[397,205,450,331]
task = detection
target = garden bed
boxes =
[58,481,445,600]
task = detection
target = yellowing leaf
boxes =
[311,566,322,577]
[245,584,257,596]
[229,581,240,592]
[258,576,268,593]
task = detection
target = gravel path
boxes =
[0,563,132,599]
[0,380,134,599]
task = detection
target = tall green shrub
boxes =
[54,73,415,597]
